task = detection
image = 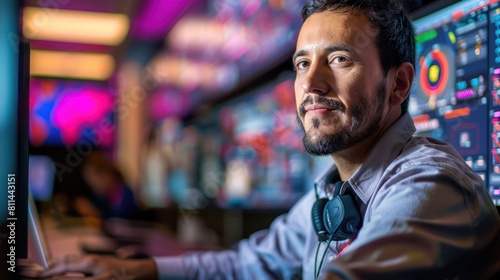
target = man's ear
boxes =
[388,62,414,106]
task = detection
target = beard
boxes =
[297,81,386,156]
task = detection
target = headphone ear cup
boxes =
[311,198,329,242]
[323,194,361,241]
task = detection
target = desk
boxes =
[20,216,115,278]
[38,215,219,260]
[31,216,115,261]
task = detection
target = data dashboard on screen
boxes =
[410,0,500,205]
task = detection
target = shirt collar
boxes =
[345,113,416,203]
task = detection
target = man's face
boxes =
[293,10,389,156]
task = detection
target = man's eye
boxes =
[296,61,309,69]
[332,56,350,64]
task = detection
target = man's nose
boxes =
[301,62,330,96]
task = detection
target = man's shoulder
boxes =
[400,135,464,164]
[389,135,478,181]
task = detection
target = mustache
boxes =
[298,95,345,118]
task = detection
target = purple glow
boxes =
[52,89,114,145]
[29,79,117,147]
[130,0,200,40]
[456,89,475,100]
[242,0,262,17]
[149,87,192,121]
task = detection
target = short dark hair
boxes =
[301,0,415,114]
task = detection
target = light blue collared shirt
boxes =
[154,113,500,279]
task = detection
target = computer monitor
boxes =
[17,39,31,259]
[177,72,332,210]
[0,1,29,276]
[29,78,116,148]
[409,0,500,205]
[29,155,55,202]
[27,192,51,269]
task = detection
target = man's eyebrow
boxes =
[292,50,308,64]
[292,44,357,63]
[324,44,356,55]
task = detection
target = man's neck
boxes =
[332,120,396,180]
[331,107,403,181]
[331,146,367,181]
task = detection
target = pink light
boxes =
[494,189,500,195]
[149,88,191,121]
[494,111,500,118]
[414,119,440,132]
[52,89,114,145]
[456,89,475,100]
[130,0,200,40]
[242,0,263,17]
[494,68,500,75]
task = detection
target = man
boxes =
[33,0,500,279]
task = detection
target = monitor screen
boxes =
[141,72,334,210]
[0,1,20,228]
[0,0,29,265]
[29,155,55,202]
[29,78,116,147]
[191,72,332,209]
[410,0,499,205]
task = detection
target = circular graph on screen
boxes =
[416,43,455,106]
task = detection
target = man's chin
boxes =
[304,125,330,140]
[302,129,353,156]
[303,144,335,157]
[302,135,334,156]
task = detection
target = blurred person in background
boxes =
[27,0,500,279]
[74,150,141,221]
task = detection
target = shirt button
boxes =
[328,256,335,262]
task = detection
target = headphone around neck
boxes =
[311,171,362,242]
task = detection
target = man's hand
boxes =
[22,254,157,280]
